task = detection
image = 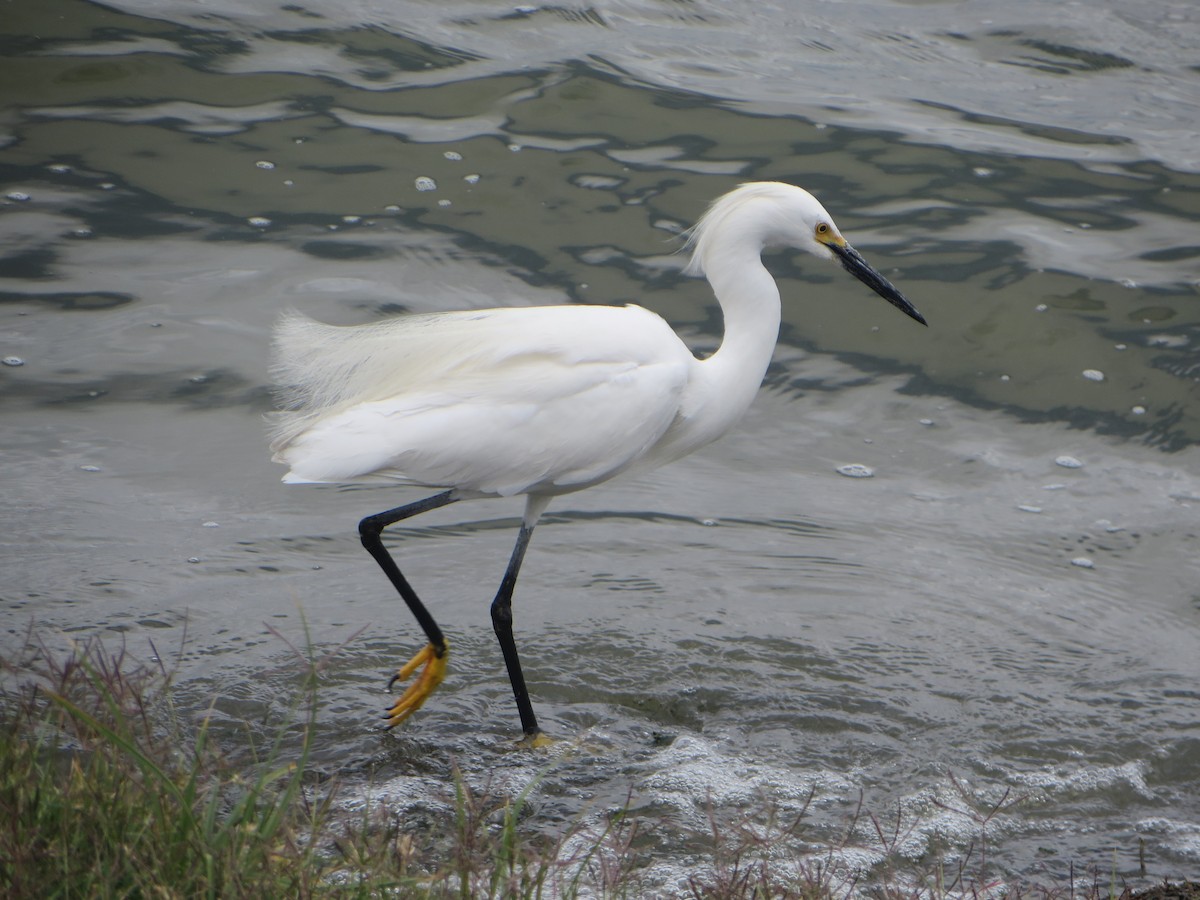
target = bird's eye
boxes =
[816,223,830,236]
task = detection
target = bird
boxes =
[269,181,926,745]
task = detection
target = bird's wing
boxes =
[271,306,695,495]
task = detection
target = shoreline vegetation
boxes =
[1,633,1195,899]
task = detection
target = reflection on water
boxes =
[2,0,1199,890]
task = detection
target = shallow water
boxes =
[2,0,1199,892]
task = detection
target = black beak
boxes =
[830,242,926,326]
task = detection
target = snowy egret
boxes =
[270,181,925,743]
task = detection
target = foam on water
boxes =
[1136,818,1200,864]
[1009,760,1154,802]
[636,733,854,820]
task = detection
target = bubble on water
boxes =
[1055,455,1083,469]
[919,418,934,426]
[1081,369,1104,382]
[414,176,437,191]
[384,204,401,212]
[99,182,115,190]
[1131,405,1146,415]
[1070,557,1095,569]
[1043,483,1066,491]
[700,518,717,527]
[72,227,93,237]
[80,465,102,472]
[1000,374,1010,381]
[1148,333,1187,348]
[2,356,24,367]
[189,374,207,383]
[437,199,451,207]
[973,167,993,177]
[255,160,275,169]
[508,143,522,152]
[283,179,294,186]
[1034,303,1048,312]
[48,163,72,174]
[443,150,463,161]
[202,521,220,528]
[836,463,874,479]
[247,216,271,227]
[342,215,361,223]
[1017,505,1042,514]
[1119,278,1137,288]
[6,191,30,201]
[187,557,201,564]
[463,173,480,184]
[1114,343,1127,350]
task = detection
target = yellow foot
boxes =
[517,730,556,750]
[383,641,449,729]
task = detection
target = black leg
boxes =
[359,490,458,659]
[359,490,459,728]
[491,521,541,739]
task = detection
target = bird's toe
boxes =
[383,641,449,729]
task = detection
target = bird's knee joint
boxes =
[358,518,381,545]
[490,602,513,630]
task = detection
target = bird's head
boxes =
[684,181,926,326]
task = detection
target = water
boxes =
[2,0,1199,891]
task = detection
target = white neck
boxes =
[654,244,782,463]
[694,191,785,404]
[705,251,782,385]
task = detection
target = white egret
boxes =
[270,181,925,744]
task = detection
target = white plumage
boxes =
[269,182,926,741]
[271,304,690,495]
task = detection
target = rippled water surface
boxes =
[2,0,1199,892]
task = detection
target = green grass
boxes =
[1,635,325,897]
[0,632,1191,899]
[0,633,645,899]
